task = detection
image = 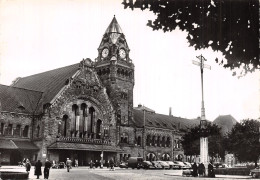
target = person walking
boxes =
[198,162,205,177]
[34,160,42,179]
[44,159,52,179]
[109,159,114,171]
[75,159,78,167]
[25,159,31,173]
[208,161,215,178]
[192,162,198,177]
[66,158,72,172]
[89,160,94,169]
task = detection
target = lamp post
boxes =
[192,55,211,175]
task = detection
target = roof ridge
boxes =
[16,63,79,80]
[2,84,44,94]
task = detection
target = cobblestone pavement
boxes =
[0,166,255,180]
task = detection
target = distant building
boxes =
[213,115,237,135]
[0,17,201,165]
[213,115,237,166]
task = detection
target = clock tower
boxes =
[95,16,135,126]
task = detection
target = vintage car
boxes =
[142,161,155,169]
[157,161,170,169]
[250,167,260,178]
[119,162,128,169]
[165,161,175,169]
[151,161,163,169]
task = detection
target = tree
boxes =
[123,0,259,76]
[181,123,225,161]
[226,119,260,167]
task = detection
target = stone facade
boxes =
[0,17,188,166]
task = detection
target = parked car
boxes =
[58,162,66,169]
[183,162,192,169]
[119,162,128,168]
[151,161,163,169]
[157,161,170,169]
[173,161,186,169]
[142,161,155,169]
[128,157,143,169]
[165,161,175,169]
[250,167,260,178]
[182,169,193,177]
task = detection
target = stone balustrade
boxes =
[57,136,111,145]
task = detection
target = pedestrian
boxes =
[109,159,114,171]
[66,158,72,172]
[25,159,31,173]
[198,162,205,177]
[192,162,198,177]
[95,160,98,168]
[75,159,78,167]
[34,160,42,179]
[44,159,52,179]
[89,160,94,169]
[208,161,215,178]
[22,158,26,166]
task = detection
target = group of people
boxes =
[191,161,215,178]
[23,158,52,179]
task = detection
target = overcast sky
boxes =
[0,0,259,122]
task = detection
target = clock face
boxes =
[119,49,126,59]
[102,48,109,58]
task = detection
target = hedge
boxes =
[214,168,250,176]
[0,171,29,180]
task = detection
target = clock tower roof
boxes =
[105,16,123,34]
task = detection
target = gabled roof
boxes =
[105,16,123,34]
[132,109,200,131]
[12,63,79,112]
[134,105,155,113]
[213,115,237,135]
[0,84,43,114]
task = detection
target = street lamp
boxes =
[192,55,211,175]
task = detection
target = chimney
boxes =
[169,107,172,116]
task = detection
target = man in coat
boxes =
[192,162,198,177]
[66,158,72,172]
[34,160,42,179]
[44,159,52,179]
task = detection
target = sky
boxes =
[0,0,259,122]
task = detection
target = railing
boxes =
[57,136,111,145]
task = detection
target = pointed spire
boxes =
[105,16,123,34]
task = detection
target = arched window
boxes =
[89,107,95,135]
[15,125,21,136]
[7,124,13,136]
[146,135,151,146]
[137,136,141,146]
[62,115,68,137]
[96,119,102,139]
[157,136,161,147]
[36,125,40,138]
[0,123,4,135]
[152,136,156,146]
[161,136,166,147]
[166,137,171,147]
[23,125,29,137]
[121,132,128,143]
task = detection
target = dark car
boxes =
[250,167,260,178]
[58,162,66,169]
[119,162,128,169]
[142,161,155,169]
[151,161,163,169]
[128,157,143,169]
